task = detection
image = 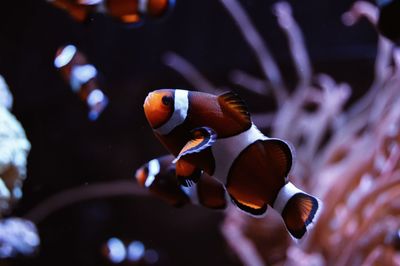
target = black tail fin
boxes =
[273,182,322,240]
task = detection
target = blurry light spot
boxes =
[374,153,386,172]
[78,0,103,5]
[144,249,159,264]
[54,45,77,68]
[13,187,22,199]
[0,243,13,258]
[0,75,13,109]
[87,89,105,107]
[88,93,108,121]
[70,64,97,91]
[26,235,40,248]
[144,175,155,188]
[359,174,373,193]
[23,224,40,247]
[145,159,160,187]
[138,0,148,13]
[127,241,145,262]
[0,179,10,199]
[388,122,399,137]
[106,238,126,263]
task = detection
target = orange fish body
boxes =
[144,89,322,239]
[54,44,108,120]
[135,155,227,209]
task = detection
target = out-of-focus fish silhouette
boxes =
[47,0,175,27]
[54,44,108,120]
[135,154,227,209]
[143,89,322,239]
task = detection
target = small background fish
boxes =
[54,44,109,120]
[47,0,175,27]
[135,154,227,209]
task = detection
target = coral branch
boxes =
[162,52,222,94]
[341,1,379,26]
[274,2,312,87]
[24,181,148,224]
[343,1,394,123]
[221,222,264,266]
[229,70,270,95]
[219,0,288,106]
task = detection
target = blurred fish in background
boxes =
[54,44,108,121]
[135,155,227,209]
[47,0,175,27]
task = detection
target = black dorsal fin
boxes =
[218,91,251,126]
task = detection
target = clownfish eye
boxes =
[162,95,173,106]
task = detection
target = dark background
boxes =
[0,0,376,265]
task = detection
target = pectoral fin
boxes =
[173,127,217,163]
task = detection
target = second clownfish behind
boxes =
[143,89,322,240]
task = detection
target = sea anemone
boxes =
[163,1,400,265]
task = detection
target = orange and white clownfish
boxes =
[54,44,108,120]
[47,0,101,23]
[143,89,322,239]
[104,0,176,26]
[48,0,175,26]
[135,155,228,209]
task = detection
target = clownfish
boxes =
[104,0,175,25]
[143,89,322,239]
[47,0,100,23]
[135,155,227,209]
[54,44,108,120]
[48,0,175,26]
[377,0,400,44]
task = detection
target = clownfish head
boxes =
[135,155,191,207]
[143,89,189,135]
[135,158,161,188]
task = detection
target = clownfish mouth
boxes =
[143,92,153,109]
[143,92,155,124]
